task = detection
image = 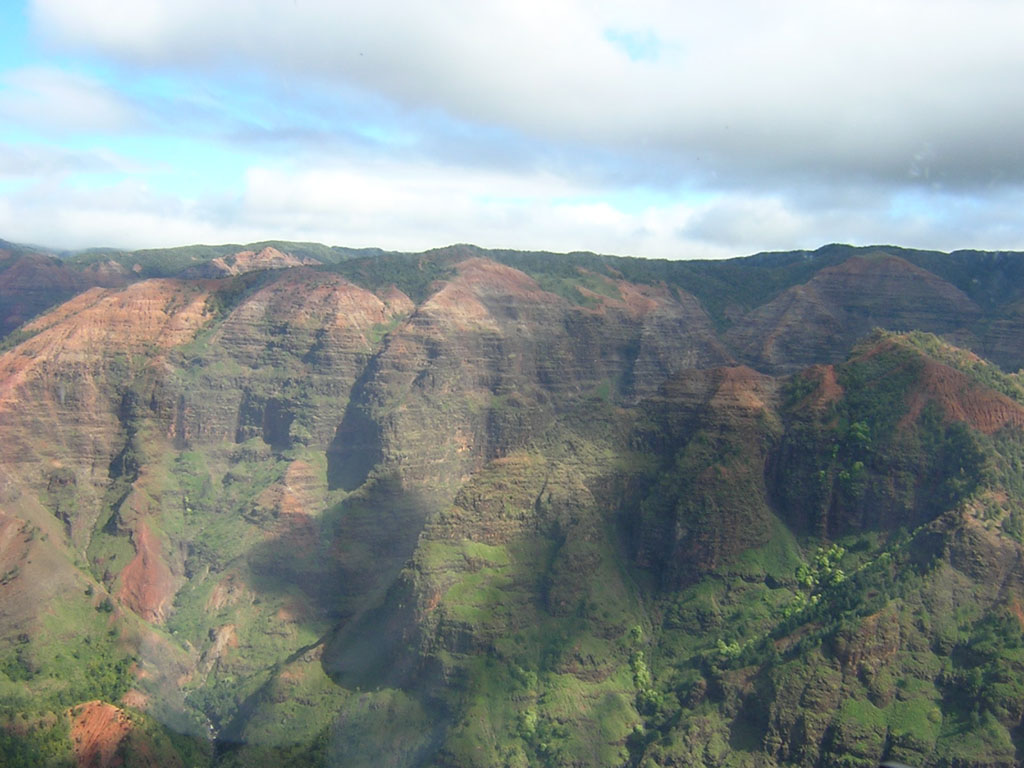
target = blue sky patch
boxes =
[603,28,663,62]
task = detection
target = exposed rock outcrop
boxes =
[727,254,982,372]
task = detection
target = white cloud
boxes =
[9,0,1024,257]
[0,178,232,249]
[0,155,712,256]
[29,0,1024,188]
[236,161,699,256]
[4,153,1024,260]
[0,142,137,176]
[0,66,141,134]
[681,196,810,251]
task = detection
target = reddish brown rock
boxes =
[69,701,134,768]
[328,256,730,494]
[117,520,175,624]
[0,252,129,337]
[727,254,981,372]
[175,268,409,448]
[181,246,320,278]
[67,700,177,768]
[0,279,211,545]
[902,357,1024,434]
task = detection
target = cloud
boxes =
[0,176,247,250]
[8,0,1024,258]
[0,66,141,134]
[0,154,711,257]
[29,0,1024,191]
[0,142,135,176]
[4,150,1024,261]
[235,161,699,256]
[681,196,810,251]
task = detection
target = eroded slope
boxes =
[4,247,1024,768]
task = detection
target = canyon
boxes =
[2,240,1024,766]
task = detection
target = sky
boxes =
[2,1,1024,259]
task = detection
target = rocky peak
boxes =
[183,246,321,278]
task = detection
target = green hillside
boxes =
[3,245,1024,766]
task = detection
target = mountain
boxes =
[4,241,1024,767]
[0,247,128,339]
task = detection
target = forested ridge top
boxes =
[6,238,1024,337]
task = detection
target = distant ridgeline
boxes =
[4,239,1024,767]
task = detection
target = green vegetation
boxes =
[0,587,138,766]
[532,269,622,307]
[0,711,74,768]
[0,327,39,352]
[901,331,1024,397]
[323,252,455,303]
[64,240,354,278]
[67,243,234,276]
[203,269,278,318]
[471,244,843,326]
[12,244,1024,766]
[366,315,405,345]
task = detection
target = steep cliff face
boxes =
[0,279,211,546]
[628,365,782,587]
[313,329,1024,768]
[171,268,409,449]
[328,257,729,495]
[5,244,1024,768]
[979,299,1024,373]
[68,699,180,768]
[0,251,128,338]
[622,336,1024,768]
[726,254,982,372]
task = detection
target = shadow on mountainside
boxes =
[325,358,384,493]
[244,472,437,629]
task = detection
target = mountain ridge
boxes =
[3,242,1024,766]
